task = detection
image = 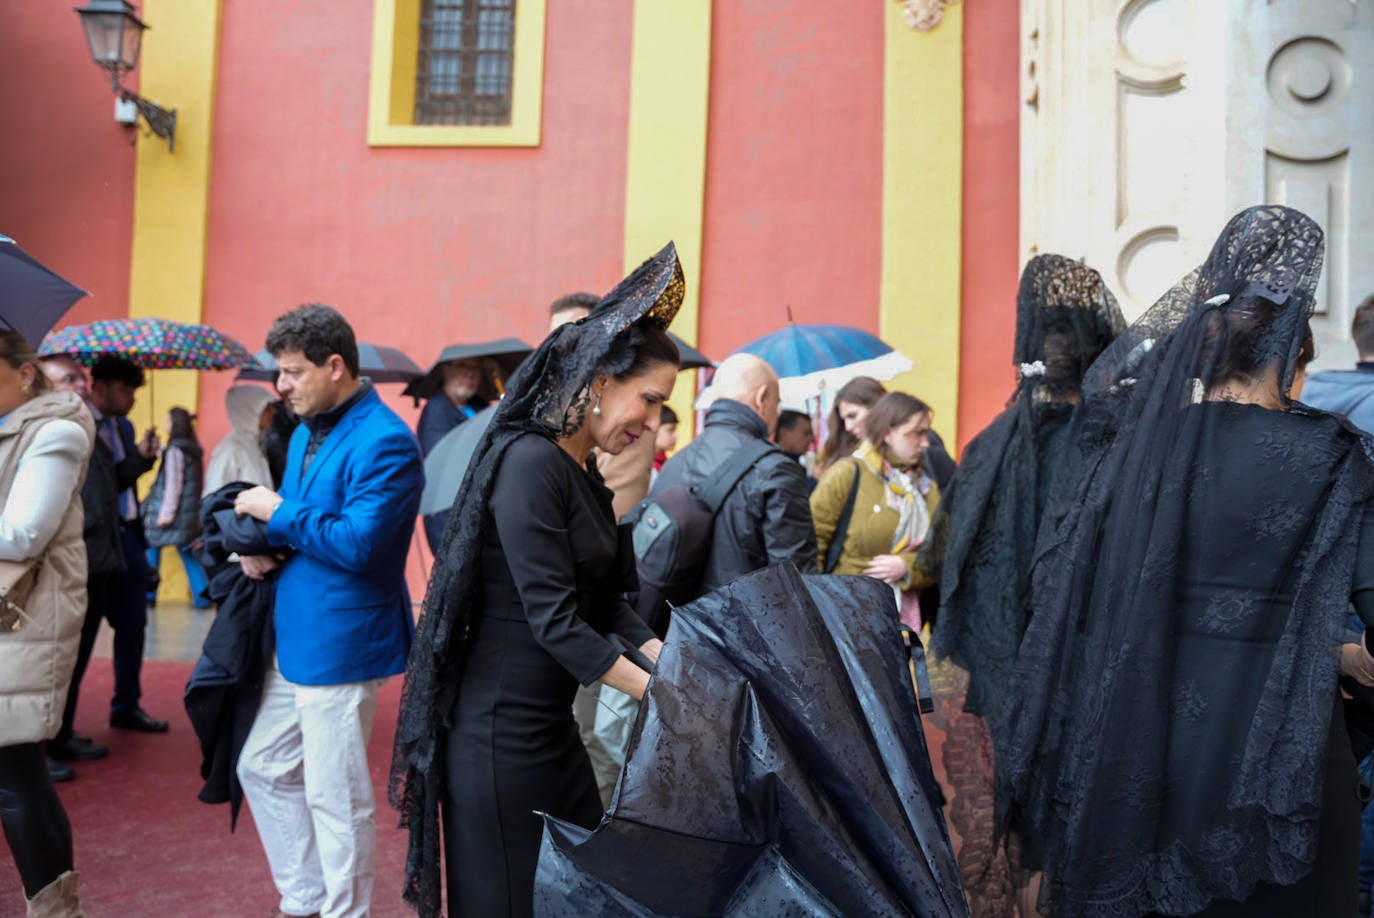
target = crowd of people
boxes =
[3,204,1374,917]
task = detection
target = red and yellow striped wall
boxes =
[2,0,1023,599]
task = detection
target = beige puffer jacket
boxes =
[0,390,95,746]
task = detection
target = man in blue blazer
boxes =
[233,304,423,918]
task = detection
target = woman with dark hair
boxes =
[811,392,941,618]
[0,330,95,916]
[920,254,1124,917]
[816,376,887,474]
[1002,206,1374,916]
[818,376,957,487]
[142,406,209,609]
[392,245,683,917]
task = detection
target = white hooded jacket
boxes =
[203,385,275,495]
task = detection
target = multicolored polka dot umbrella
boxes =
[38,317,260,370]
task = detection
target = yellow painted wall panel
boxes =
[881,4,963,445]
[622,1,712,437]
[129,0,222,601]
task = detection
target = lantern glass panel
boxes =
[79,12,124,67]
[118,14,142,69]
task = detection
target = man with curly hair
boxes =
[232,304,424,918]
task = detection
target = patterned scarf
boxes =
[855,441,932,553]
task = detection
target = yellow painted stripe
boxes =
[128,0,223,600]
[622,1,712,438]
[880,4,963,445]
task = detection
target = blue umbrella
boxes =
[238,343,424,384]
[730,323,912,407]
[0,234,88,346]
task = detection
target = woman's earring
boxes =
[592,394,602,416]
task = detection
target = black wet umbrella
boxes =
[535,564,970,917]
[402,337,534,402]
[0,234,87,346]
[237,343,423,384]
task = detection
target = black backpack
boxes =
[629,439,776,636]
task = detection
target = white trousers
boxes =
[237,657,383,918]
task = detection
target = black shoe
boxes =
[46,756,75,783]
[48,736,110,761]
[109,707,169,733]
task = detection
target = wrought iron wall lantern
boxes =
[74,0,176,152]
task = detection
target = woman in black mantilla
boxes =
[390,245,684,917]
[1000,206,1374,917]
[920,254,1123,917]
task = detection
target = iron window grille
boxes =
[415,0,516,126]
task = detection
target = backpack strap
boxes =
[692,438,776,515]
[823,460,863,574]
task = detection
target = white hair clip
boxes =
[1203,294,1231,306]
[1019,360,1047,378]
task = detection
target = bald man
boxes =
[651,353,817,596]
[592,355,817,781]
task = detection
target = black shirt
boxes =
[301,379,372,473]
[481,432,655,685]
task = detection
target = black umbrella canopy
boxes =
[535,564,969,916]
[402,337,534,401]
[668,332,713,370]
[237,343,424,384]
[0,235,87,346]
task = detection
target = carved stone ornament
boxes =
[899,0,958,32]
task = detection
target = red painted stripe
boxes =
[958,0,1021,452]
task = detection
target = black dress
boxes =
[1154,402,1372,916]
[442,432,656,917]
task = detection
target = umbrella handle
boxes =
[901,626,935,715]
[612,633,656,675]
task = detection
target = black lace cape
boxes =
[996,206,1374,916]
[389,244,684,916]
[931,254,1123,721]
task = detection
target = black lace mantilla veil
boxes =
[389,243,684,915]
[997,206,1374,916]
[931,254,1124,720]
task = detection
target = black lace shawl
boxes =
[930,255,1123,721]
[997,206,1374,915]
[389,243,684,916]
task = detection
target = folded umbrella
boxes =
[238,343,423,384]
[39,317,258,370]
[731,323,912,408]
[418,404,496,515]
[402,337,534,402]
[535,564,969,917]
[0,235,88,347]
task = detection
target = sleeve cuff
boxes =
[264,499,297,545]
[577,645,624,688]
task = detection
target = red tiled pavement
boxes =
[0,659,415,917]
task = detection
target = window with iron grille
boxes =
[415,0,516,126]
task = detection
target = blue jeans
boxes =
[1361,751,1374,904]
[146,543,211,609]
